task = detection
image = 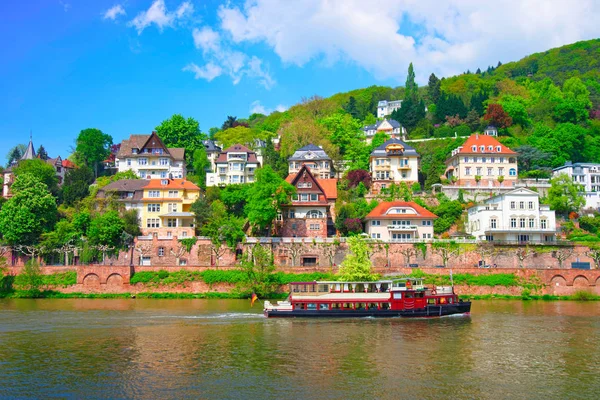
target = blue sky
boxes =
[1,0,599,161]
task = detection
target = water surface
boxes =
[1,299,599,399]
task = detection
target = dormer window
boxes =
[488,146,493,151]
[496,146,502,152]
[161,179,169,185]
[132,148,138,154]
[472,145,477,152]
[480,145,485,152]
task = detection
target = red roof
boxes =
[143,179,200,190]
[215,144,259,163]
[285,171,338,200]
[62,159,76,169]
[455,134,516,155]
[365,201,437,219]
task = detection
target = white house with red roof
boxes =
[444,131,518,187]
[364,201,437,241]
[206,144,261,187]
[279,165,338,238]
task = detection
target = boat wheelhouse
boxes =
[263,278,471,318]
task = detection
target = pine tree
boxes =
[405,62,418,99]
[36,145,49,160]
[427,73,441,104]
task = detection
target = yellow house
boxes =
[140,178,201,238]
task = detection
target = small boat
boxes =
[263,278,471,318]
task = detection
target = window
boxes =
[472,145,477,152]
[541,219,547,229]
[422,220,431,226]
[482,157,486,163]
[519,201,525,210]
[297,182,312,188]
[219,167,226,174]
[476,167,482,175]
[160,171,167,178]
[167,218,177,227]
[168,203,178,213]
[496,146,502,152]
[371,233,381,239]
[488,146,493,151]
[371,220,381,226]
[158,247,165,257]
[160,158,169,166]
[181,231,188,238]
[490,218,497,229]
[491,157,495,163]
[307,210,323,218]
[480,146,485,152]
[528,201,534,210]
[168,190,179,198]
[465,167,471,176]
[499,167,504,176]
[487,167,493,176]
[127,159,132,166]
[147,203,160,212]
[519,218,526,228]
[309,223,321,230]
[146,218,160,228]
[139,158,148,165]
[179,259,188,266]
[510,201,516,210]
[500,157,505,163]
[510,218,517,228]
[148,190,160,198]
[288,209,295,218]
[529,218,535,228]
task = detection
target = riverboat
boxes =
[263,278,471,318]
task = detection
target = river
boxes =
[0,299,599,399]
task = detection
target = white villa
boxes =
[377,100,403,119]
[206,144,261,186]
[362,119,405,144]
[364,201,437,241]
[369,139,420,193]
[466,188,556,243]
[115,132,186,179]
[288,144,334,179]
[552,162,600,211]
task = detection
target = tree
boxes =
[246,166,296,234]
[5,144,26,167]
[405,62,417,98]
[122,209,142,237]
[397,246,418,267]
[337,236,379,281]
[553,247,575,268]
[13,159,59,196]
[75,128,113,177]
[191,147,210,187]
[240,244,276,296]
[262,138,288,178]
[191,194,214,231]
[214,126,258,149]
[60,165,94,205]
[346,169,371,189]
[344,96,361,119]
[484,104,512,128]
[220,184,251,217]
[20,259,44,297]
[427,73,441,104]
[320,113,362,156]
[285,239,307,266]
[87,211,125,249]
[548,174,585,215]
[36,145,49,160]
[585,245,600,269]
[391,96,426,132]
[221,115,249,130]
[515,246,533,268]
[0,174,57,246]
[515,145,553,172]
[431,241,462,268]
[476,242,496,267]
[201,201,245,266]
[155,114,204,165]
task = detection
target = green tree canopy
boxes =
[13,158,59,196]
[337,236,379,281]
[214,126,256,149]
[0,173,57,245]
[87,210,125,248]
[155,114,204,164]
[60,165,94,205]
[201,200,245,251]
[75,128,113,177]
[548,173,585,215]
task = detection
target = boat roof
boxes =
[289,280,398,285]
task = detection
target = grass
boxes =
[406,269,520,287]
[0,289,289,300]
[13,271,77,288]
[459,291,600,301]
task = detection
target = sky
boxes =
[1,0,600,161]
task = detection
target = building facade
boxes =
[377,100,403,119]
[466,188,556,243]
[362,119,404,144]
[115,132,186,179]
[370,138,420,193]
[206,144,261,187]
[288,144,334,179]
[364,201,437,241]
[445,133,518,187]
[279,165,337,238]
[552,162,600,210]
[203,140,222,172]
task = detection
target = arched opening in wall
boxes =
[550,275,567,287]
[83,273,101,287]
[106,273,124,287]
[573,275,590,287]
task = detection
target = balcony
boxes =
[387,224,418,231]
[397,165,412,170]
[483,225,556,234]
[373,165,390,171]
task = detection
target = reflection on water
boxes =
[1,299,599,399]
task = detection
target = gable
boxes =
[292,166,324,195]
[378,120,393,130]
[140,132,170,156]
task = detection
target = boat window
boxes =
[292,285,299,293]
[415,292,424,298]
[332,303,341,309]
[381,303,390,310]
[300,285,307,292]
[367,303,378,310]
[393,292,402,299]
[356,303,366,310]
[448,297,453,304]
[318,284,329,292]
[405,293,414,298]
[307,303,317,310]
[294,303,305,310]
[343,303,352,309]
[319,303,329,310]
[427,299,436,304]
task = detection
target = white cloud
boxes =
[217,0,600,83]
[103,5,126,20]
[186,26,275,88]
[129,0,193,34]
[250,100,288,115]
[182,63,223,81]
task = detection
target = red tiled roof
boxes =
[455,134,516,155]
[143,179,200,190]
[365,201,438,219]
[62,159,76,169]
[286,171,338,200]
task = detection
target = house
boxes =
[3,136,74,198]
[369,139,420,193]
[362,118,405,144]
[552,162,600,210]
[139,179,201,238]
[279,165,338,238]
[377,100,403,119]
[115,131,186,179]
[96,179,148,215]
[202,140,222,172]
[364,201,437,241]
[466,188,556,243]
[444,132,518,187]
[288,144,334,179]
[206,144,261,187]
